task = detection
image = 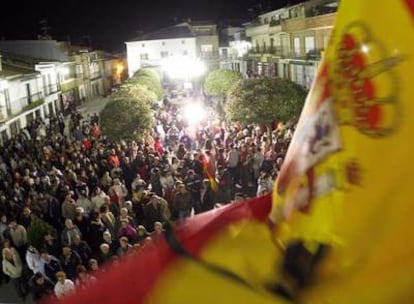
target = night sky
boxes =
[1,0,299,53]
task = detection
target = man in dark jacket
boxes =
[59,245,82,281]
[30,272,54,302]
[173,183,194,219]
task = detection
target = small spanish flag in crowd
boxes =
[61,0,414,303]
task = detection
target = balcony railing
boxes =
[284,49,323,60]
[269,19,282,27]
[27,92,44,104]
[90,71,102,80]
[305,4,338,18]
[43,84,60,96]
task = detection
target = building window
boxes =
[141,43,145,47]
[162,41,166,46]
[183,50,188,56]
[160,51,169,58]
[305,36,315,53]
[294,37,301,56]
[1,89,11,115]
[140,53,149,60]
[181,40,185,44]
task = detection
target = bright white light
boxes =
[162,56,206,79]
[58,67,70,75]
[183,103,206,126]
[0,79,8,90]
[361,45,369,54]
[230,41,252,58]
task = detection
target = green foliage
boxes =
[226,77,307,126]
[204,69,243,97]
[129,68,163,101]
[100,94,153,142]
[25,99,45,111]
[27,216,57,250]
[113,83,157,104]
[133,68,160,82]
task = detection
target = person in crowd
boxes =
[74,264,96,289]
[73,207,90,238]
[59,245,82,281]
[54,271,75,299]
[61,219,82,247]
[144,193,166,232]
[87,212,106,256]
[216,166,232,204]
[8,218,28,262]
[98,243,113,264]
[152,221,165,238]
[116,237,132,258]
[71,234,92,267]
[99,205,116,236]
[201,179,215,212]
[91,187,108,212]
[2,247,28,299]
[61,193,78,221]
[39,249,62,283]
[173,183,193,219]
[136,225,151,244]
[26,245,41,275]
[102,231,119,256]
[184,169,202,214]
[43,233,61,258]
[30,272,55,302]
[117,219,137,242]
[256,171,274,196]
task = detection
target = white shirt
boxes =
[54,279,75,299]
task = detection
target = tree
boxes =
[226,77,307,142]
[134,68,160,82]
[130,68,164,101]
[27,216,57,250]
[100,94,153,142]
[114,82,157,104]
[204,69,243,117]
[204,69,242,97]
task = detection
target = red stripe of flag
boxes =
[405,0,414,17]
[58,194,272,304]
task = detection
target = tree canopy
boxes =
[133,68,160,82]
[204,69,243,97]
[226,77,307,128]
[100,95,152,142]
[130,68,163,101]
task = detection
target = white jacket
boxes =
[2,253,22,279]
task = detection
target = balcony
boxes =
[26,92,44,104]
[281,13,336,32]
[42,84,60,96]
[305,2,338,18]
[284,49,323,61]
[89,71,102,80]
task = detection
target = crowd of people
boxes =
[0,95,294,302]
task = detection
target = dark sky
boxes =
[1,0,295,53]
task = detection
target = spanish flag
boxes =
[271,0,414,302]
[60,1,414,303]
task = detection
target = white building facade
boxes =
[126,22,219,77]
